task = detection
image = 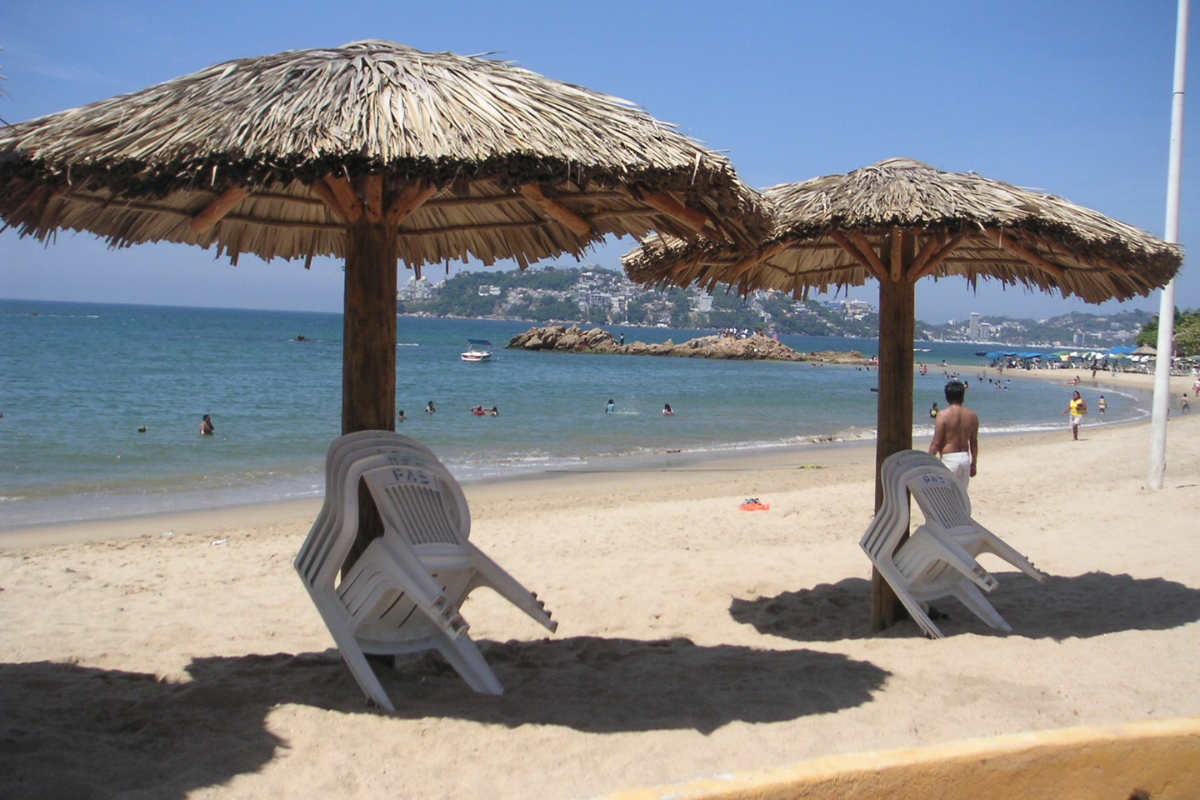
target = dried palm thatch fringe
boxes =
[623,158,1182,304]
[0,41,768,267]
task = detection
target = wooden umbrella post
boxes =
[870,229,917,631]
[871,272,916,629]
[341,212,399,569]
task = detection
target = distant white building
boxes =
[398,276,438,301]
[477,284,501,296]
[969,312,981,340]
[824,299,876,315]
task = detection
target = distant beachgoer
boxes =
[1061,390,1087,440]
[929,402,938,419]
[200,414,214,436]
[619,333,625,345]
[1183,395,1191,414]
[1097,396,1107,415]
[398,410,406,423]
[489,406,499,417]
[471,405,486,416]
[663,403,674,416]
[425,400,436,414]
[605,399,615,413]
[1193,377,1200,397]
[929,381,978,491]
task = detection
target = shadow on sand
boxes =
[730,571,1200,642]
[0,637,888,799]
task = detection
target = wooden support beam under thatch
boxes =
[386,182,438,227]
[847,231,889,279]
[189,186,250,234]
[909,232,966,282]
[905,234,943,281]
[519,184,592,237]
[640,192,711,234]
[830,231,887,281]
[312,181,351,223]
[323,176,364,224]
[731,240,790,277]
[981,228,1066,280]
[362,176,384,224]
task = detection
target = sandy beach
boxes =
[2,381,1199,799]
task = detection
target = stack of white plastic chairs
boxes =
[861,450,1046,639]
[295,430,557,710]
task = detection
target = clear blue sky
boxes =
[1,0,1195,323]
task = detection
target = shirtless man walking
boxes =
[929,380,979,491]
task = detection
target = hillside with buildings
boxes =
[397,265,878,336]
[397,265,1157,347]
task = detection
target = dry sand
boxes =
[2,388,1199,799]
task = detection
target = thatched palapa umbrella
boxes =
[0,40,767,559]
[624,158,1182,629]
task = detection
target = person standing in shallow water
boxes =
[605,399,615,413]
[929,381,978,491]
[200,414,214,436]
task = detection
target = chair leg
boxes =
[950,580,1013,632]
[466,543,557,632]
[313,600,397,711]
[977,538,1048,583]
[875,563,946,639]
[433,635,505,695]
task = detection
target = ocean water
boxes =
[0,299,1148,528]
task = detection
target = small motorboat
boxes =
[461,339,492,362]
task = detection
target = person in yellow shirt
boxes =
[1061,390,1087,441]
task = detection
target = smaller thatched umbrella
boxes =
[624,158,1183,630]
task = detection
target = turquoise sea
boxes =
[0,299,1148,528]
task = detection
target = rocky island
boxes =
[506,325,871,364]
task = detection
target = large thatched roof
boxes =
[0,40,767,268]
[624,158,1182,303]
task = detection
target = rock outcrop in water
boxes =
[506,326,870,364]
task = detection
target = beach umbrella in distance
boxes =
[0,40,768,563]
[623,158,1182,631]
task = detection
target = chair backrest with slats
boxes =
[296,434,457,591]
[909,475,974,530]
[298,435,439,580]
[861,450,968,560]
[364,464,465,548]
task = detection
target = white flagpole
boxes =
[1149,0,1190,490]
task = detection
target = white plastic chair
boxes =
[296,432,437,584]
[295,432,557,709]
[907,455,1047,585]
[861,450,1040,638]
